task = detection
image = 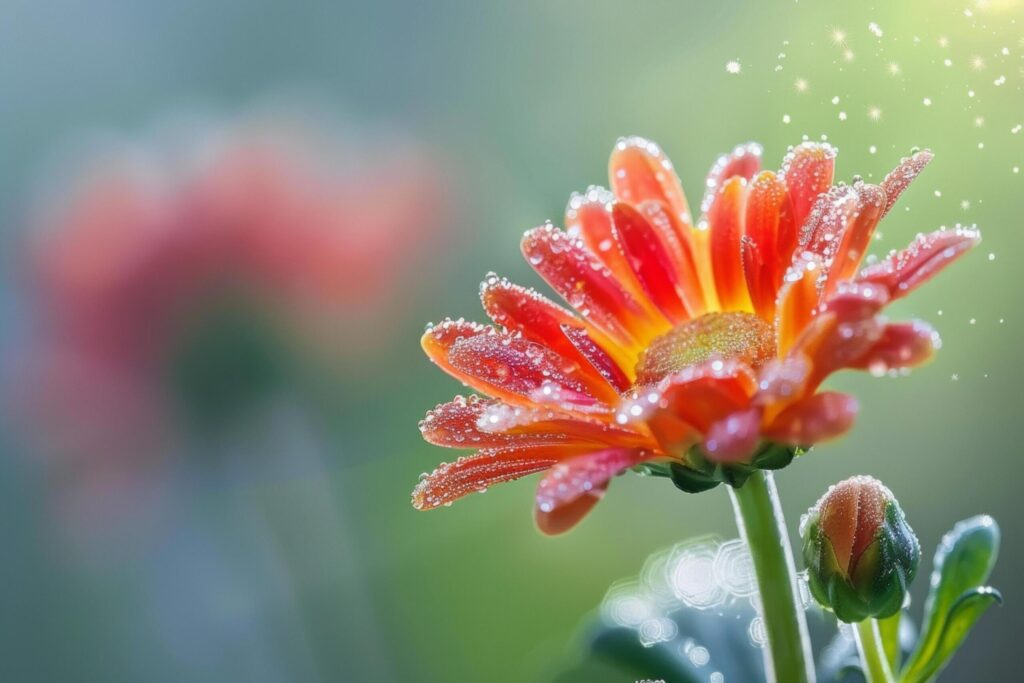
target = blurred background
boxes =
[0,1,1019,681]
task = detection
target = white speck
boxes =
[944,58,953,67]
[994,75,1006,86]
[968,90,976,98]
[988,252,996,261]
[934,190,942,197]
[969,318,976,325]
[868,106,881,121]
[831,95,840,105]
[961,199,971,210]
[839,111,847,121]
[782,114,791,124]
[868,22,883,38]
[726,60,742,74]
[869,145,877,154]
[795,78,809,92]
[923,97,932,107]
[974,116,985,127]
[1012,124,1022,134]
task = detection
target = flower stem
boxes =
[729,470,815,683]
[854,619,896,683]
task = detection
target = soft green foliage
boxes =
[899,516,1002,683]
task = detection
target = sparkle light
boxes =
[794,78,809,92]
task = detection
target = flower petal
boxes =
[422,319,600,408]
[880,149,933,219]
[612,202,689,323]
[700,142,763,216]
[634,199,707,317]
[743,171,796,320]
[412,445,585,510]
[764,391,858,445]
[609,136,691,225]
[799,185,859,262]
[522,224,664,348]
[780,142,837,229]
[420,395,648,449]
[848,320,939,373]
[776,255,824,357]
[824,183,886,290]
[561,324,632,392]
[535,447,648,535]
[707,176,754,311]
[787,311,885,395]
[703,407,762,463]
[858,228,981,301]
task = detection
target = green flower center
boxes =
[634,311,776,385]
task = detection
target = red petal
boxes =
[781,142,837,228]
[535,448,647,535]
[799,185,859,262]
[522,224,663,347]
[849,320,939,373]
[609,137,691,224]
[702,408,762,463]
[858,228,981,300]
[743,171,796,320]
[561,324,632,392]
[422,319,600,408]
[565,187,648,302]
[707,177,753,311]
[764,392,858,445]
[612,202,689,323]
[700,142,763,216]
[634,199,707,317]
[420,395,648,449]
[788,311,884,394]
[412,445,585,510]
[880,149,933,219]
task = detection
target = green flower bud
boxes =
[800,475,920,623]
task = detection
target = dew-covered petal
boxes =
[419,395,649,449]
[609,136,691,225]
[422,319,600,408]
[857,228,981,301]
[535,447,648,535]
[825,183,886,290]
[880,149,933,219]
[780,142,837,228]
[700,142,763,215]
[702,407,762,463]
[707,177,754,311]
[561,324,632,391]
[763,391,858,445]
[776,255,824,357]
[799,185,859,266]
[565,187,648,303]
[634,199,707,317]
[821,280,891,322]
[787,311,885,395]
[743,171,796,319]
[522,224,664,347]
[612,202,689,323]
[412,445,587,510]
[849,320,939,373]
[632,360,758,435]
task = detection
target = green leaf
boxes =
[900,516,1001,683]
[668,462,721,493]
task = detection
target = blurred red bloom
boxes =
[19,114,446,519]
[414,137,978,534]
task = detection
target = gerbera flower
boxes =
[415,137,978,535]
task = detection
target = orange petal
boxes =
[632,360,757,434]
[707,177,753,311]
[422,319,601,409]
[609,137,691,225]
[612,202,689,323]
[522,224,664,348]
[535,448,647,535]
[634,199,707,317]
[780,142,837,229]
[848,320,939,373]
[880,149,933,219]
[412,445,587,510]
[561,324,632,392]
[776,255,824,357]
[824,183,886,292]
[420,395,649,450]
[743,171,796,320]
[763,391,858,445]
[565,187,648,304]
[700,142,763,216]
[858,228,981,301]
[703,407,762,463]
[799,185,859,260]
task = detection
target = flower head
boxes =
[800,475,920,622]
[415,137,978,534]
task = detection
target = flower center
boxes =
[634,311,776,385]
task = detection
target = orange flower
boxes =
[415,137,978,535]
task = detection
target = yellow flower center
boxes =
[634,311,776,385]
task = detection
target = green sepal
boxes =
[900,516,1001,683]
[668,461,721,493]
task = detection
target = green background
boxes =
[0,1,1019,680]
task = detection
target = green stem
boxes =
[854,619,896,683]
[729,470,815,683]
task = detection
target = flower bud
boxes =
[800,475,920,623]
